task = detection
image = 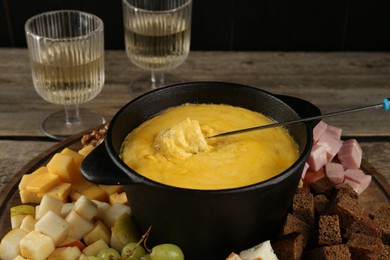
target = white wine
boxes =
[31,51,104,105]
[124,16,190,71]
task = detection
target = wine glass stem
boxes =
[151,71,165,89]
[64,104,81,125]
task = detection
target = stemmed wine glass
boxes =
[25,10,105,140]
[122,0,193,97]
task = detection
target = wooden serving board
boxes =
[1,131,390,239]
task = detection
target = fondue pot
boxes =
[81,82,320,259]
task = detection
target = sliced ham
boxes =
[313,121,328,143]
[316,131,343,161]
[301,162,310,179]
[344,169,372,194]
[325,162,345,184]
[325,125,342,140]
[338,139,362,169]
[307,144,328,172]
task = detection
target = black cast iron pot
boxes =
[81,82,320,259]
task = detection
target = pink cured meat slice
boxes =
[317,131,343,161]
[313,121,328,143]
[325,125,342,140]
[325,162,345,184]
[344,169,372,194]
[338,139,362,169]
[307,144,328,172]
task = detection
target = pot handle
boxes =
[275,94,322,129]
[81,141,137,185]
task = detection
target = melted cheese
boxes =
[121,103,299,190]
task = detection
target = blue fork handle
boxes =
[384,98,389,110]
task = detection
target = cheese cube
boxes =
[20,231,55,260]
[72,176,93,193]
[26,172,61,193]
[19,167,48,190]
[41,182,72,202]
[36,194,64,220]
[47,153,81,182]
[109,192,128,205]
[61,148,84,168]
[35,211,70,246]
[82,239,109,256]
[81,185,107,201]
[48,246,81,260]
[65,211,94,240]
[20,189,41,204]
[99,185,124,196]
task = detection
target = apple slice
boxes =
[59,237,86,251]
[82,239,109,256]
[10,205,35,229]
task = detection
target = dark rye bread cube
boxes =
[293,192,315,226]
[344,215,382,241]
[347,233,382,259]
[369,205,390,245]
[334,183,359,201]
[326,195,365,230]
[309,177,336,199]
[318,215,342,246]
[303,244,351,260]
[282,213,312,248]
[379,244,390,260]
[314,195,330,215]
[272,232,303,260]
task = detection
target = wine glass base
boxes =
[129,73,183,97]
[41,109,106,141]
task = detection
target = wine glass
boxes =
[25,10,105,140]
[122,0,192,97]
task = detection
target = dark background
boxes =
[1,0,390,51]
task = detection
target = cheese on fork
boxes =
[154,117,210,160]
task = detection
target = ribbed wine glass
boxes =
[122,0,192,97]
[25,10,105,140]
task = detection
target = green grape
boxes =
[80,255,99,260]
[121,242,146,259]
[97,248,121,260]
[150,244,184,260]
[140,254,152,260]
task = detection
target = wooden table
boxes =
[1,48,390,197]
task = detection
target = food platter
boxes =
[1,128,390,240]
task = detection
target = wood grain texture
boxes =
[0,49,389,136]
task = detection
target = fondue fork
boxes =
[207,98,389,139]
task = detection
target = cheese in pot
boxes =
[120,103,299,190]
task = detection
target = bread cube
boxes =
[0,228,28,260]
[65,210,94,240]
[35,211,70,246]
[20,215,37,233]
[74,196,98,221]
[103,203,131,228]
[48,246,81,260]
[36,194,64,219]
[82,239,109,256]
[20,231,55,260]
[83,220,110,246]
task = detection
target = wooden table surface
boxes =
[1,48,389,196]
